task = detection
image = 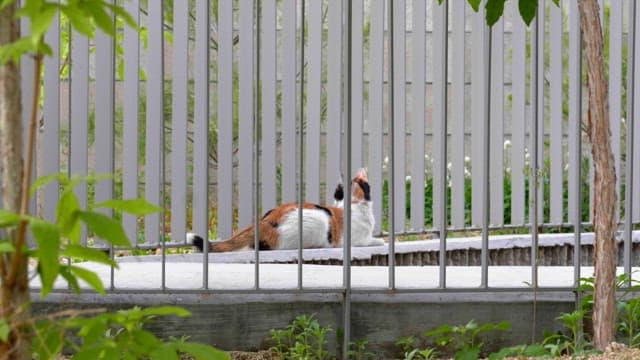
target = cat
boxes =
[186,168,385,252]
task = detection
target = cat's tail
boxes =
[186,225,256,252]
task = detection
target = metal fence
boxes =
[25,0,640,355]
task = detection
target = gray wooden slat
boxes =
[490,18,504,226]
[411,0,425,232]
[366,0,383,233]
[193,0,210,241]
[145,0,164,245]
[450,0,465,228]
[470,5,485,227]
[217,0,233,239]
[351,0,364,173]
[609,0,622,221]
[432,0,445,230]
[305,0,322,203]
[95,5,115,233]
[392,0,406,233]
[70,30,89,245]
[261,0,277,211]
[281,0,296,204]
[170,0,188,242]
[511,0,526,225]
[568,0,581,223]
[536,0,545,222]
[238,0,254,227]
[123,0,140,244]
[326,0,343,204]
[42,10,60,222]
[549,0,563,223]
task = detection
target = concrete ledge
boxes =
[118,231,640,266]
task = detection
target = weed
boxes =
[422,319,511,359]
[270,314,333,360]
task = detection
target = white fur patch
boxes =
[277,209,333,249]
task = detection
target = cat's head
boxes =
[333,168,371,207]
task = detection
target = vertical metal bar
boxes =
[298,0,306,291]
[530,8,540,289]
[343,1,353,356]
[123,0,139,246]
[550,1,564,224]
[451,0,465,229]
[388,0,396,290]
[194,0,210,288]
[609,0,622,221]
[253,0,261,289]
[282,0,297,204]
[327,0,343,202]
[569,0,582,287]
[261,0,277,211]
[412,0,426,233]
[536,2,545,223]
[145,0,163,249]
[490,15,504,226]
[511,0,526,226]
[624,0,636,281]
[434,0,448,288]
[633,2,640,223]
[95,2,115,287]
[367,0,384,233]
[481,14,491,289]
[239,0,254,228]
[42,6,60,223]
[218,0,233,239]
[306,0,322,202]
[171,0,188,243]
[392,0,406,235]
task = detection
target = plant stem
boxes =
[6,51,43,289]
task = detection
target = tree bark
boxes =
[0,2,31,359]
[578,0,618,350]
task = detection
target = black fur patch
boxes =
[269,221,279,228]
[191,235,205,252]
[258,240,272,250]
[261,209,274,219]
[314,204,333,218]
[356,179,371,201]
[333,184,344,202]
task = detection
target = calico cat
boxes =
[186,168,384,252]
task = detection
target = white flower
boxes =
[503,139,512,149]
[405,175,412,182]
[464,156,470,163]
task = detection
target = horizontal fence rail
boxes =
[19,0,640,318]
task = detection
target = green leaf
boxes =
[455,347,481,360]
[518,0,538,26]
[0,242,15,253]
[31,219,61,297]
[150,344,179,360]
[0,0,15,11]
[57,188,81,243]
[59,265,81,293]
[30,3,58,38]
[485,0,507,27]
[467,0,481,12]
[0,209,22,227]
[83,1,115,35]
[78,210,131,247]
[30,172,68,198]
[61,5,94,36]
[175,342,230,360]
[96,199,162,216]
[107,3,137,29]
[69,265,105,294]
[0,318,9,342]
[61,244,118,268]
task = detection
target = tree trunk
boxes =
[0,2,31,359]
[578,0,618,350]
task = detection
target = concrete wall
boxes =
[34,291,575,358]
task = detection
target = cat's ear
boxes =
[354,168,368,182]
[333,183,344,202]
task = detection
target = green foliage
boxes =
[542,310,591,356]
[617,298,640,347]
[487,344,547,360]
[435,0,559,27]
[392,320,511,359]
[270,314,333,360]
[33,306,229,360]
